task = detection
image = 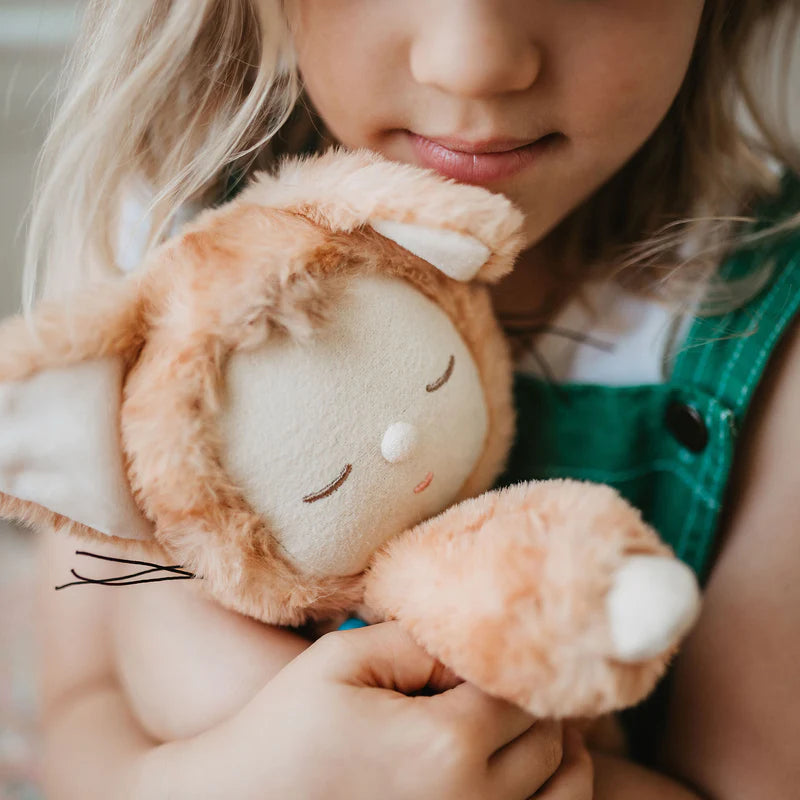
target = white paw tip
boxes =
[607,555,701,663]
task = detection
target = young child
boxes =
[29,1,799,798]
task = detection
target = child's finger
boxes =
[308,621,444,694]
[535,726,594,799]
[487,718,564,799]
[425,662,463,693]
[434,680,538,750]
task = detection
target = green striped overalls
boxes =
[498,172,800,758]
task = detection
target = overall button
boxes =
[666,401,709,453]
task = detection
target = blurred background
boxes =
[0,2,798,798]
[1,3,79,797]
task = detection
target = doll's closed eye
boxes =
[303,463,353,503]
[300,356,453,504]
[426,355,455,392]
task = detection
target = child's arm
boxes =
[38,524,310,795]
[40,528,575,800]
[591,753,702,799]
[40,526,311,745]
[109,554,311,742]
[39,526,153,799]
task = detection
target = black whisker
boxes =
[54,550,197,591]
[73,550,194,577]
[55,573,195,591]
[71,566,165,583]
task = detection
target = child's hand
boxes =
[139,621,586,799]
[535,726,594,799]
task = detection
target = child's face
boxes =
[285,0,704,246]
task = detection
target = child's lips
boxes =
[407,131,562,184]
[414,471,434,494]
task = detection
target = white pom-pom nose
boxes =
[607,555,701,662]
[381,422,418,464]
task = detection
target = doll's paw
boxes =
[365,479,702,718]
[607,555,700,662]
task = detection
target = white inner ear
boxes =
[0,358,152,540]
[369,219,491,282]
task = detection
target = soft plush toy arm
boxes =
[0,358,151,541]
[0,278,155,544]
[364,479,701,719]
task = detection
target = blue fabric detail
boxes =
[338,617,369,631]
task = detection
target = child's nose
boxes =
[409,5,541,98]
[381,421,419,464]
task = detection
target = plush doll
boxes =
[0,150,700,718]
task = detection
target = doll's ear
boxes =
[0,278,154,541]
[241,148,526,282]
[368,219,491,282]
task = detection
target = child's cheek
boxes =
[287,1,407,149]
[562,6,702,141]
[545,6,703,208]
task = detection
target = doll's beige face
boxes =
[285,0,704,247]
[219,275,488,577]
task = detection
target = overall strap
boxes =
[668,179,800,575]
[672,178,800,417]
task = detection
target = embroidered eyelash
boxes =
[54,550,196,590]
[302,463,353,504]
[301,355,454,503]
[426,354,455,392]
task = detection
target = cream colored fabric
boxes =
[607,556,701,662]
[0,358,153,540]
[370,219,491,282]
[220,275,488,577]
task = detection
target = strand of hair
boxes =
[501,323,616,353]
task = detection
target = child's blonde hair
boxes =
[25,0,800,309]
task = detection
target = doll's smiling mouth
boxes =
[414,471,434,494]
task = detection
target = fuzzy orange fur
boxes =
[365,480,673,717]
[244,149,524,283]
